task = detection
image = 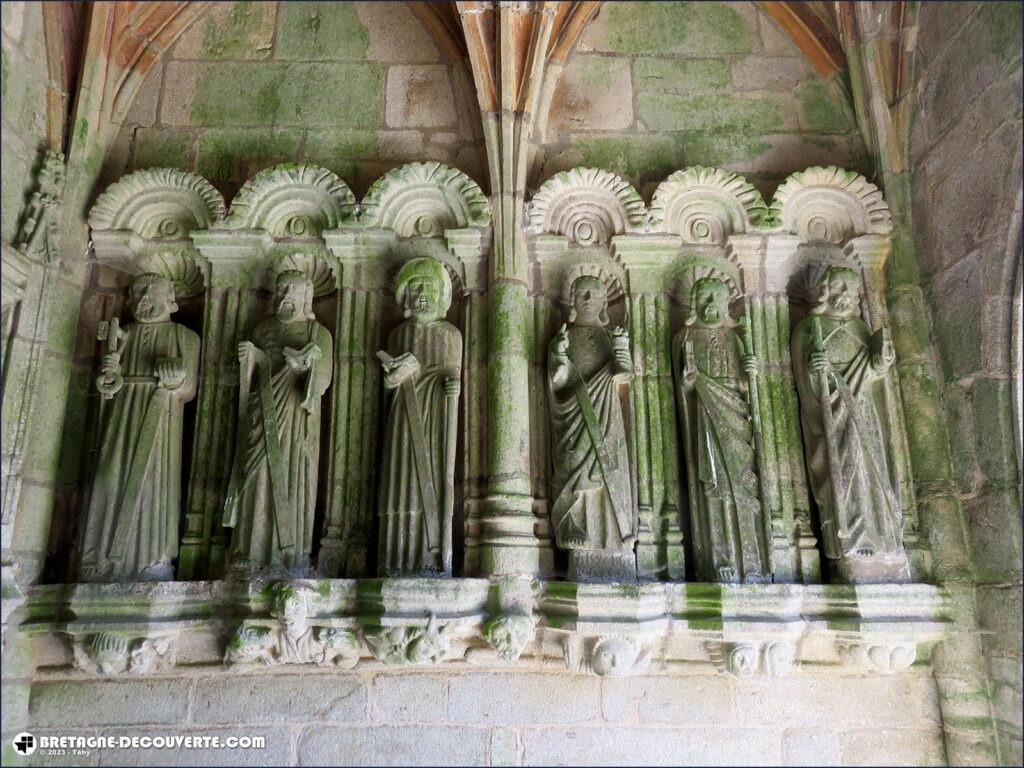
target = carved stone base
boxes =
[832,551,911,584]
[568,549,637,583]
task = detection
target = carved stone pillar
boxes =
[615,235,686,580]
[178,230,263,578]
[319,228,392,577]
[738,234,821,583]
[446,230,489,576]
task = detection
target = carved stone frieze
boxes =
[706,639,797,678]
[72,632,178,676]
[649,166,767,243]
[363,615,454,666]
[481,613,536,662]
[836,639,917,675]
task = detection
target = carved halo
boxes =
[263,251,337,298]
[225,163,356,238]
[673,257,742,308]
[137,250,206,298]
[560,262,625,306]
[769,166,892,244]
[360,162,491,237]
[528,167,645,246]
[650,166,768,243]
[88,168,225,240]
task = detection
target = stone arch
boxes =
[224,164,356,238]
[528,167,645,246]
[360,162,491,237]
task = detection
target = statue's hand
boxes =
[808,350,830,374]
[384,353,420,389]
[873,327,895,370]
[552,323,570,360]
[100,352,121,378]
[238,341,258,365]
[444,377,461,397]
[156,358,186,390]
[742,353,758,376]
[283,346,313,373]
[681,340,697,391]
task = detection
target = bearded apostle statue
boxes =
[791,265,910,583]
[224,271,333,578]
[79,273,200,582]
[548,275,638,582]
[672,277,769,583]
[377,257,462,576]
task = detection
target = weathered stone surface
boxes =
[489,728,520,767]
[30,680,191,727]
[448,674,599,724]
[521,726,784,766]
[601,676,734,724]
[297,725,488,767]
[838,728,946,766]
[193,675,367,724]
[173,2,276,60]
[547,56,633,136]
[371,674,447,722]
[385,65,457,129]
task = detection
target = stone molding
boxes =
[24,580,948,678]
[527,167,646,246]
[649,166,768,243]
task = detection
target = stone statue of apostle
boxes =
[791,265,909,583]
[673,277,769,583]
[377,256,462,576]
[548,274,638,582]
[224,270,333,578]
[79,272,199,582]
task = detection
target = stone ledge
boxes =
[15,579,949,678]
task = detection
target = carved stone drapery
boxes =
[80,161,924,588]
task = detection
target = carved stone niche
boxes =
[88,167,224,298]
[764,166,923,583]
[318,162,491,580]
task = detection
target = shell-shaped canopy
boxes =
[528,167,645,246]
[225,163,356,237]
[769,166,892,243]
[360,161,491,237]
[650,166,768,242]
[88,168,225,240]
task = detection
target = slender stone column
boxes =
[745,235,820,583]
[319,229,393,577]
[615,235,685,580]
[446,230,490,575]
[178,230,265,578]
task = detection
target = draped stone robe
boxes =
[791,314,902,560]
[225,317,333,575]
[378,318,462,576]
[548,326,636,554]
[80,320,199,581]
[673,325,767,583]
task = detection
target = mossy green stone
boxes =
[603,2,752,55]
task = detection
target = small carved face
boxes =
[692,278,731,328]
[591,638,638,677]
[275,273,312,322]
[129,275,176,323]
[570,276,608,327]
[822,267,860,318]
[404,275,444,322]
[280,595,309,639]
